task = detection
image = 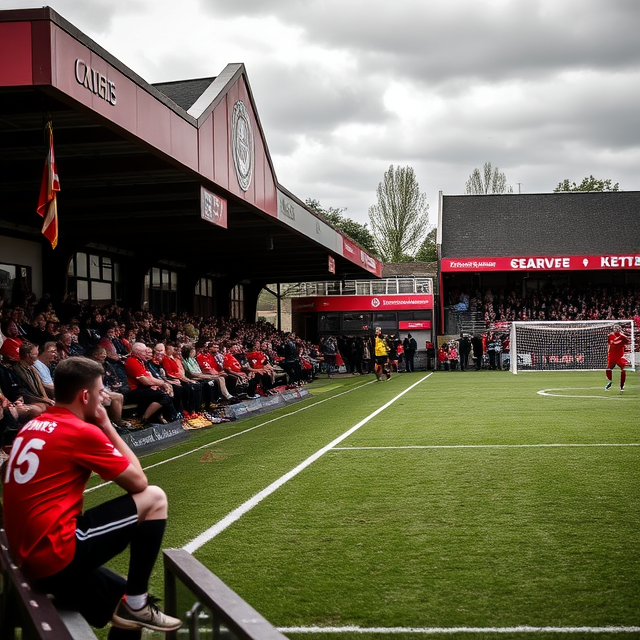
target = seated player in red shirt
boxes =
[605,324,630,393]
[2,356,181,632]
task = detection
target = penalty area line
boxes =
[278,626,640,634]
[182,373,433,553]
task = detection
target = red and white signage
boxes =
[441,254,640,272]
[328,255,335,274]
[292,294,433,313]
[399,321,431,330]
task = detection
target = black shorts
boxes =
[375,355,388,365]
[38,494,139,628]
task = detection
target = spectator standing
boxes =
[471,334,484,370]
[282,333,302,386]
[458,334,471,371]
[403,333,417,372]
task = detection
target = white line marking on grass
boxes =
[278,626,640,634]
[84,380,375,495]
[182,373,433,553]
[538,387,631,399]
[332,443,640,450]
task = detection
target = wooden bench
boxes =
[0,529,97,640]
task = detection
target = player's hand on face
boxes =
[92,401,112,430]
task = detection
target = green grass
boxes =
[85,370,640,638]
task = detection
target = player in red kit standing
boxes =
[605,324,630,393]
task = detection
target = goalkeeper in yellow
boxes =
[374,327,391,381]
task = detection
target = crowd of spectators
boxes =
[449,284,640,324]
[0,294,325,445]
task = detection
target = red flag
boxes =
[36,121,60,249]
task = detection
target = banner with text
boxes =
[441,254,640,272]
[292,294,433,313]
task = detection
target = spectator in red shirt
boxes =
[222,344,260,398]
[246,340,277,388]
[160,342,202,417]
[124,342,177,424]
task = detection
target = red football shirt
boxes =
[223,353,242,373]
[607,331,630,368]
[246,351,267,369]
[196,352,217,373]
[124,356,151,391]
[3,407,130,579]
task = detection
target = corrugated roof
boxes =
[441,192,640,258]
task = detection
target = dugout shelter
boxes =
[0,7,382,321]
[438,191,640,335]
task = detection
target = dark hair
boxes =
[54,357,104,403]
[19,341,37,359]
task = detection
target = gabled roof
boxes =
[441,192,640,258]
[154,78,216,111]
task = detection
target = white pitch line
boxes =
[332,443,640,450]
[84,379,375,495]
[278,626,640,634]
[182,373,433,553]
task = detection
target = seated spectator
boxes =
[12,342,55,409]
[222,344,260,398]
[56,332,77,361]
[88,346,131,429]
[246,341,277,387]
[66,323,86,356]
[33,341,57,397]
[182,345,234,406]
[149,343,186,417]
[0,386,20,450]
[124,342,177,425]
[0,344,46,423]
[161,342,203,417]
[234,344,273,394]
[27,313,48,346]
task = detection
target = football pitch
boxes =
[86,369,640,639]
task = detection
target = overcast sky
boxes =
[4,0,640,226]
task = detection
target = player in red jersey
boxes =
[605,324,630,393]
[2,357,181,633]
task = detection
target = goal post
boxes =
[509,320,636,374]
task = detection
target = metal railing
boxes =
[164,549,288,640]
[287,278,433,297]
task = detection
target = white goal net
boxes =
[509,320,636,374]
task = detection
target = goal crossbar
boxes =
[509,320,636,374]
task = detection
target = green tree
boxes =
[368,165,429,262]
[305,199,377,254]
[415,227,437,262]
[465,162,513,194]
[553,175,620,192]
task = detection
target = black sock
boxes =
[126,519,166,597]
